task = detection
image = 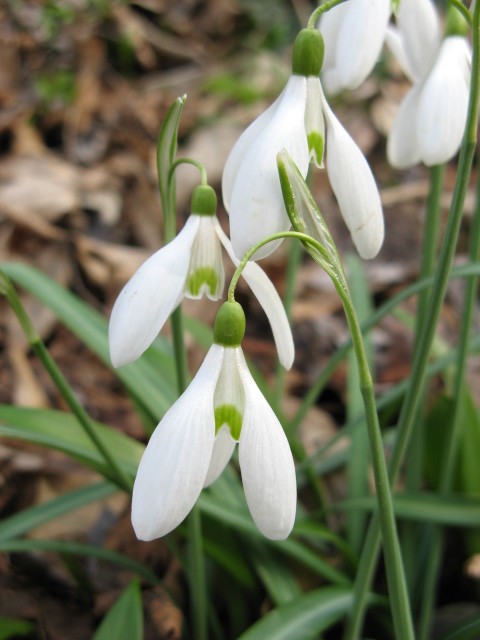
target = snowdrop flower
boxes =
[132,301,297,541]
[386,0,471,168]
[318,0,392,95]
[222,29,384,261]
[109,184,294,369]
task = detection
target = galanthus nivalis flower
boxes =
[109,184,294,370]
[318,0,392,95]
[386,0,471,168]
[222,29,384,261]
[132,301,297,541]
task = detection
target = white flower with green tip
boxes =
[132,301,297,541]
[386,0,472,168]
[109,185,294,370]
[222,29,384,261]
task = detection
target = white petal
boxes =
[227,75,310,261]
[322,96,384,259]
[185,215,225,300]
[236,349,296,540]
[387,83,423,169]
[216,221,295,370]
[384,26,416,82]
[397,0,440,81]
[318,2,350,94]
[222,92,285,215]
[108,216,200,367]
[131,344,223,540]
[305,77,325,167]
[203,426,236,487]
[318,2,349,71]
[417,37,471,166]
[333,0,390,91]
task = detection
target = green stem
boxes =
[340,289,414,640]
[417,149,480,640]
[307,0,348,29]
[403,164,444,594]
[1,274,132,493]
[230,231,413,636]
[273,238,302,409]
[344,5,480,637]
[169,159,208,189]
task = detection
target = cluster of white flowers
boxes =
[319,0,472,168]
[108,0,472,542]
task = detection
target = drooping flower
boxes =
[222,29,384,262]
[386,0,471,168]
[109,184,294,369]
[132,301,297,541]
[318,0,392,95]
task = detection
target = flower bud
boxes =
[191,185,217,216]
[292,29,325,77]
[213,301,246,347]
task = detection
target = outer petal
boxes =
[384,26,416,82]
[222,93,285,214]
[387,83,423,169]
[203,426,236,487]
[131,344,223,540]
[109,216,200,367]
[332,0,391,92]
[236,349,296,540]
[397,0,440,81]
[417,37,471,166]
[227,75,309,261]
[216,221,295,370]
[318,2,350,95]
[322,94,384,259]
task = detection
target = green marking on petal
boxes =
[187,267,219,297]
[215,404,243,440]
[308,131,324,167]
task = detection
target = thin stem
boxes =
[340,289,414,640]
[188,507,208,640]
[228,231,329,302]
[344,4,480,637]
[229,231,413,635]
[417,149,480,640]
[169,159,208,189]
[289,262,480,437]
[448,0,473,26]
[1,274,132,493]
[273,238,302,409]
[307,0,348,29]
[403,164,444,593]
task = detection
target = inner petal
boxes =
[185,216,225,300]
[213,347,245,440]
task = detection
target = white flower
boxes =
[318,0,392,95]
[386,0,471,168]
[109,186,294,370]
[222,29,384,261]
[131,302,297,541]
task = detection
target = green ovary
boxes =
[214,404,243,440]
[308,131,324,166]
[187,267,218,297]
